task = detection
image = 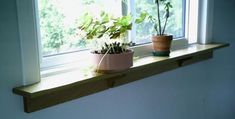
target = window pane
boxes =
[38,0,122,56]
[134,0,185,44]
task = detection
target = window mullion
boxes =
[182,0,187,39]
[35,0,43,64]
[129,0,137,43]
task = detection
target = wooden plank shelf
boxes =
[13,43,229,113]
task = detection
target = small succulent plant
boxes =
[93,42,135,54]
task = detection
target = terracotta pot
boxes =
[152,35,173,56]
[91,50,134,73]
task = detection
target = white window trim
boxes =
[197,0,214,44]
[17,0,213,85]
[186,0,214,44]
[17,0,41,85]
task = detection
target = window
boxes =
[39,0,185,55]
[38,0,186,69]
[132,0,186,44]
[38,0,122,56]
[17,0,214,85]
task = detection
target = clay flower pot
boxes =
[152,35,173,56]
[91,50,134,73]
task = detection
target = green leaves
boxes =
[100,11,110,24]
[40,0,67,53]
[165,2,173,9]
[108,15,132,39]
[79,11,145,54]
[79,11,145,40]
[135,12,147,24]
[79,13,93,31]
[164,2,172,18]
[79,12,109,39]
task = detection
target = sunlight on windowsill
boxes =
[13,43,228,113]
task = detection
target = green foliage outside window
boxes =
[39,0,93,56]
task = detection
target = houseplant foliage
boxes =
[79,11,146,73]
[149,0,173,56]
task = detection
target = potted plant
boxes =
[79,12,146,73]
[148,0,173,56]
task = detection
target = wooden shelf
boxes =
[13,43,229,113]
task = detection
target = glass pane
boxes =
[134,0,185,44]
[38,0,122,56]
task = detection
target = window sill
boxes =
[13,43,229,113]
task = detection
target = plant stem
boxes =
[162,17,168,35]
[156,0,162,35]
[151,17,159,35]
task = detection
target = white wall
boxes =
[0,0,234,119]
[206,0,235,118]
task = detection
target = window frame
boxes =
[17,0,41,85]
[40,0,188,69]
[130,0,187,44]
[17,0,213,85]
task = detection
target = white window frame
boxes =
[17,0,41,85]
[17,0,214,85]
[41,0,188,69]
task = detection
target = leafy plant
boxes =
[79,12,146,54]
[148,0,173,35]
